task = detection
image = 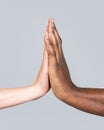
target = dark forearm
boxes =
[57,83,104,116]
[45,19,104,116]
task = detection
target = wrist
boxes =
[55,82,77,101]
[29,83,44,100]
[31,80,49,99]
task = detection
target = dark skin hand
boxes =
[44,18,104,116]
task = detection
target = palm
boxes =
[33,49,50,96]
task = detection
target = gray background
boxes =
[0,0,104,129]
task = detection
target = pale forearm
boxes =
[58,83,104,116]
[0,85,42,109]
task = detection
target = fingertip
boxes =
[48,18,54,23]
[48,18,55,30]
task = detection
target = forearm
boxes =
[45,19,104,116]
[57,83,104,116]
[0,84,42,109]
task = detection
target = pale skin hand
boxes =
[44,19,104,116]
[0,47,49,109]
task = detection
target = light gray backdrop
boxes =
[0,0,104,129]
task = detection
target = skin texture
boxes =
[0,47,49,109]
[44,19,104,116]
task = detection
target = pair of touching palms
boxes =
[1,19,104,117]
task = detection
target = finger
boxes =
[48,19,62,46]
[46,19,55,49]
[51,21,65,66]
[48,19,60,49]
[47,18,54,34]
[44,31,57,67]
[44,31,54,56]
[50,32,61,63]
[53,22,62,44]
[48,20,60,62]
[46,19,50,33]
[53,22,63,55]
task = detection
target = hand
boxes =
[44,19,75,99]
[0,30,50,109]
[32,47,50,97]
